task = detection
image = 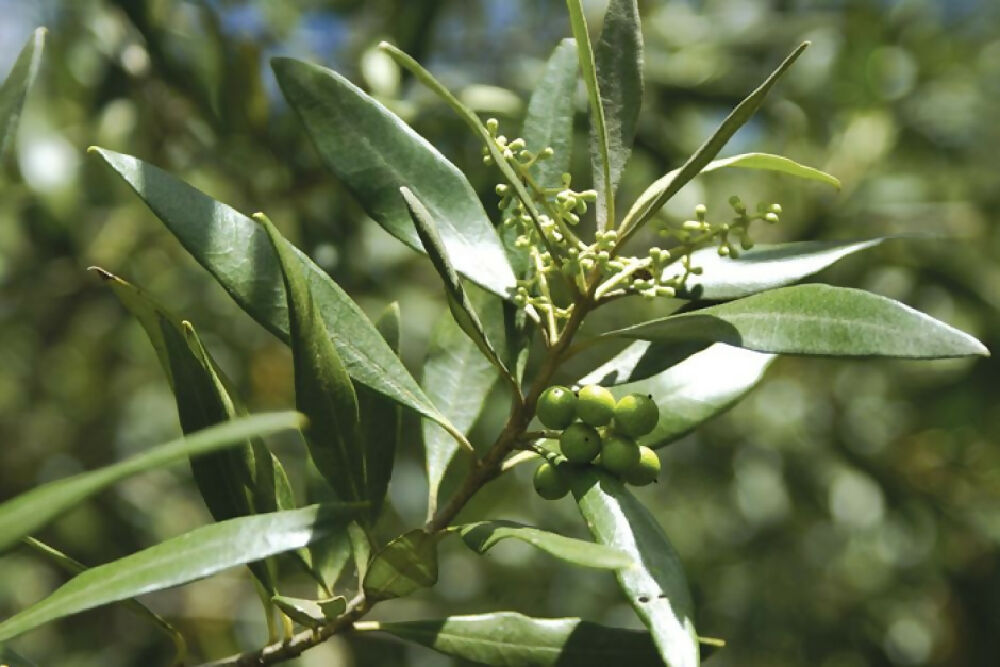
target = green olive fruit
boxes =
[600,433,640,475]
[559,422,602,464]
[613,393,660,437]
[623,446,661,486]
[533,462,570,500]
[536,385,578,429]
[576,384,616,426]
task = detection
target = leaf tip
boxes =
[87,265,115,281]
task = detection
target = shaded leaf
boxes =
[0,27,45,160]
[358,303,402,522]
[89,148,451,432]
[270,56,515,299]
[363,530,443,602]
[593,0,643,224]
[360,612,663,666]
[259,214,365,503]
[569,468,699,667]
[271,595,346,630]
[585,343,775,449]
[566,0,614,228]
[456,520,632,570]
[503,38,579,277]
[19,537,186,660]
[665,238,885,301]
[578,340,710,387]
[606,284,989,358]
[402,187,512,381]
[620,43,810,243]
[0,503,360,642]
[421,295,499,518]
[0,413,302,554]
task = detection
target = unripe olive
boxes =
[613,393,660,438]
[559,422,602,464]
[576,384,616,427]
[600,433,640,475]
[533,462,569,500]
[536,385,577,430]
[623,446,661,486]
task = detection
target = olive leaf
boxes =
[0,27,45,160]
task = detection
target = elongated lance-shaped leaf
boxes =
[358,303,402,522]
[455,520,632,570]
[357,612,665,666]
[421,293,500,519]
[160,319,277,593]
[0,503,361,643]
[619,43,810,244]
[402,186,514,386]
[580,343,775,449]
[363,529,444,602]
[0,413,303,554]
[20,537,187,661]
[605,284,990,359]
[502,38,579,277]
[665,238,884,301]
[270,56,515,299]
[592,0,643,226]
[0,27,45,160]
[566,0,614,230]
[96,267,291,591]
[258,214,366,504]
[378,43,557,262]
[89,148,453,435]
[698,152,840,189]
[569,468,699,667]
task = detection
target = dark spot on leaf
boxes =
[637,595,650,603]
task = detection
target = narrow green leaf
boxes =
[0,413,302,554]
[665,238,884,301]
[89,148,452,433]
[593,0,643,225]
[503,38,579,276]
[456,520,633,570]
[402,186,513,383]
[581,343,775,449]
[363,529,443,602]
[359,612,663,666]
[20,537,187,661]
[259,214,366,503]
[421,296,499,518]
[606,284,990,358]
[97,267,284,592]
[701,152,840,189]
[522,39,579,196]
[0,27,45,160]
[569,468,699,667]
[358,303,402,522]
[0,504,359,642]
[566,0,614,229]
[619,42,810,244]
[270,56,515,299]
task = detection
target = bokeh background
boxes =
[1,0,998,665]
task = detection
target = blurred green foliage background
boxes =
[1,0,998,665]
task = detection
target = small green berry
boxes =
[613,394,660,438]
[600,433,640,476]
[537,386,577,429]
[624,446,661,486]
[576,384,616,427]
[559,422,602,464]
[533,462,569,500]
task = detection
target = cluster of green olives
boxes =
[532,384,662,500]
